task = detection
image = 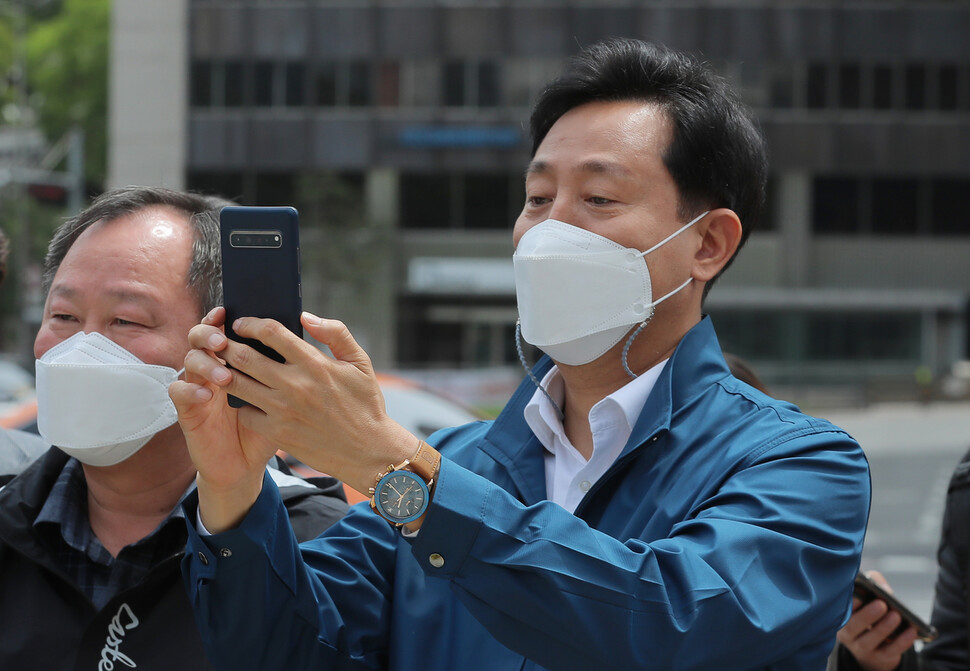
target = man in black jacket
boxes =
[833,446,970,671]
[0,187,347,670]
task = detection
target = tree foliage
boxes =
[24,0,110,187]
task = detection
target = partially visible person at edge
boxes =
[173,38,870,671]
[831,445,970,671]
[0,226,48,479]
[0,187,348,669]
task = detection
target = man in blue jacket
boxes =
[173,38,870,670]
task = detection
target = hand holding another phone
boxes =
[836,570,931,671]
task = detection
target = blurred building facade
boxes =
[109,0,970,394]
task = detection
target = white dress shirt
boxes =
[523,358,668,513]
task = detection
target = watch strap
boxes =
[369,439,441,523]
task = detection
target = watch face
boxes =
[375,470,430,524]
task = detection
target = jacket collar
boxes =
[478,316,729,504]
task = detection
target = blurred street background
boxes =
[3,0,970,624]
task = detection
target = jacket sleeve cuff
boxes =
[407,458,492,577]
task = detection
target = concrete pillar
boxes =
[774,171,812,288]
[107,0,187,189]
[325,168,399,369]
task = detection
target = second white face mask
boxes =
[35,331,181,467]
[513,212,706,366]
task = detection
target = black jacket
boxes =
[833,446,970,671]
[0,447,347,670]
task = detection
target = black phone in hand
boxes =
[219,206,303,408]
[853,571,939,643]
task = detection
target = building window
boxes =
[284,63,305,107]
[813,178,862,234]
[224,62,244,107]
[311,61,372,107]
[904,64,927,111]
[930,179,970,235]
[347,61,372,107]
[937,64,959,111]
[806,62,829,109]
[872,178,920,235]
[400,172,521,230]
[872,65,894,110]
[314,63,337,106]
[254,61,274,107]
[838,64,861,110]
[191,61,212,107]
[377,62,400,107]
[442,60,502,108]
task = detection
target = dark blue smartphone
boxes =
[219,206,303,408]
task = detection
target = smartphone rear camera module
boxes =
[230,231,283,249]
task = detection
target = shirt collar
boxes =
[523,357,669,456]
[34,456,196,559]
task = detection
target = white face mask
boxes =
[35,331,182,467]
[513,211,707,366]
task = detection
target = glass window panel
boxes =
[930,179,969,235]
[767,67,794,109]
[939,64,958,111]
[190,61,212,107]
[463,174,510,229]
[839,64,861,109]
[254,172,296,207]
[224,61,245,107]
[254,61,274,107]
[347,61,372,107]
[400,60,438,107]
[873,65,893,110]
[807,313,919,360]
[813,177,860,233]
[285,63,305,107]
[872,178,919,235]
[443,61,465,107]
[377,61,400,107]
[477,62,500,108]
[904,64,926,111]
[806,62,828,109]
[400,173,451,229]
[314,62,337,106]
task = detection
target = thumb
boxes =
[301,312,372,370]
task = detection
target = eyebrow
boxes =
[525,159,634,178]
[49,285,157,307]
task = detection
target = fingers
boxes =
[837,598,915,671]
[840,598,891,642]
[302,312,373,371]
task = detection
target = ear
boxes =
[691,208,742,283]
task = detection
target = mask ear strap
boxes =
[621,276,693,379]
[515,320,564,421]
[637,210,709,258]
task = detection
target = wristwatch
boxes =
[369,440,441,527]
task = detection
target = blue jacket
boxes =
[183,317,870,671]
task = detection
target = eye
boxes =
[114,318,143,327]
[588,196,615,206]
[51,313,78,323]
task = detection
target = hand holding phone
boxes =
[220,206,303,408]
[853,571,939,643]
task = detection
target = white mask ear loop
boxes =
[621,276,693,379]
[635,210,709,259]
[515,320,564,421]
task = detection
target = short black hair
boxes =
[529,38,768,293]
[42,186,234,315]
